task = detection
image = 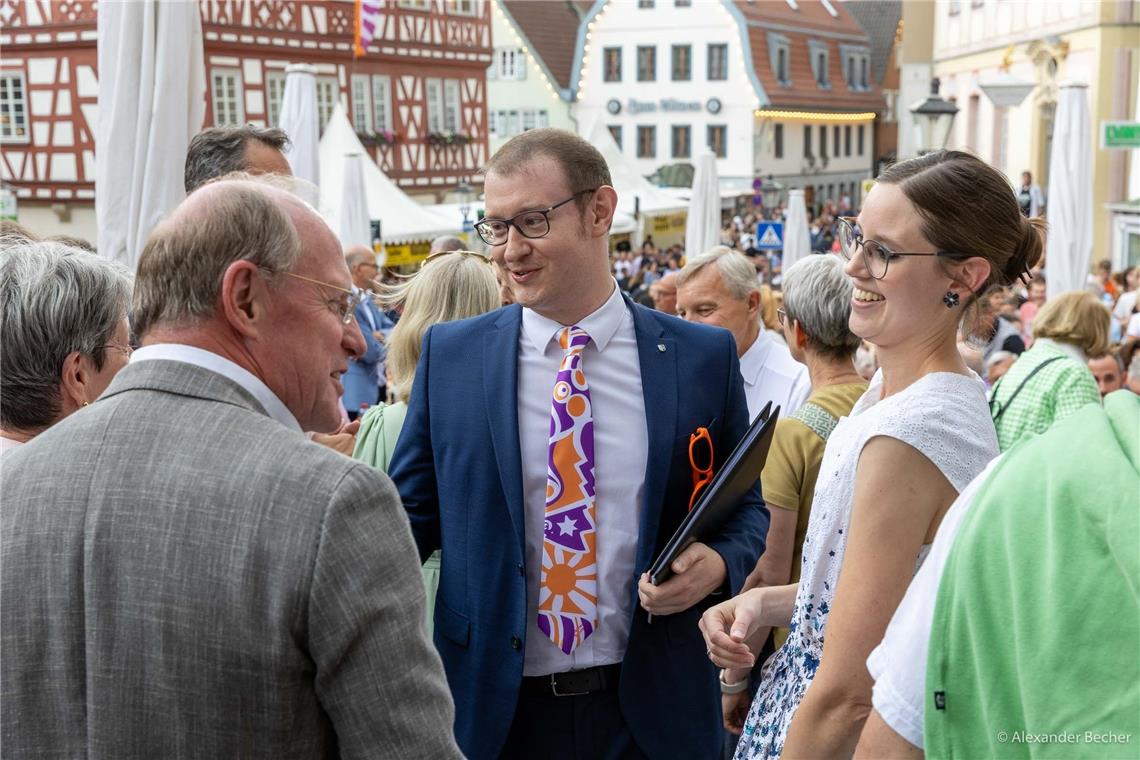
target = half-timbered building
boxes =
[0,0,491,240]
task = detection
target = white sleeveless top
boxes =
[735,370,999,760]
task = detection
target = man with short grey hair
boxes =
[343,244,394,416]
[183,125,293,194]
[1,178,463,758]
[677,246,810,418]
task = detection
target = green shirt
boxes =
[924,391,1140,758]
[990,339,1100,452]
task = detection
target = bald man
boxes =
[650,272,678,315]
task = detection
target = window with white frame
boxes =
[445,0,477,15]
[489,110,498,136]
[492,108,548,138]
[398,0,431,9]
[672,125,691,159]
[707,124,726,158]
[637,46,656,82]
[351,74,372,132]
[315,77,338,130]
[637,125,655,158]
[767,33,791,87]
[604,47,622,82]
[264,72,286,127]
[426,78,443,132]
[707,43,728,81]
[211,69,244,127]
[840,45,871,91]
[0,71,28,142]
[522,110,536,132]
[809,40,830,89]
[372,75,392,131]
[443,79,461,133]
[495,47,526,81]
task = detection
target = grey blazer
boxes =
[1,359,463,759]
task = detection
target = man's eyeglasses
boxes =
[99,344,133,358]
[474,188,599,247]
[688,426,714,512]
[282,271,373,324]
[776,308,786,327]
[836,216,968,280]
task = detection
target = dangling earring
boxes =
[942,291,960,308]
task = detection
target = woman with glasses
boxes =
[702,151,1041,759]
[352,249,499,633]
[1,240,133,454]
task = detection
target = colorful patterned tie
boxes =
[538,326,599,655]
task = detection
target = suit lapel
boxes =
[483,306,527,554]
[626,298,679,576]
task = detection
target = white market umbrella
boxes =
[685,151,720,258]
[95,0,205,267]
[279,63,320,191]
[338,153,371,249]
[782,189,811,270]
[1045,83,1093,299]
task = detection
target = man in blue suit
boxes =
[389,129,769,759]
[341,245,392,418]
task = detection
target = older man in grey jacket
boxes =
[1,178,463,759]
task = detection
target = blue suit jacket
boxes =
[388,297,769,759]
[342,299,390,414]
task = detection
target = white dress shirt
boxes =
[518,282,648,676]
[739,328,811,420]
[131,344,302,432]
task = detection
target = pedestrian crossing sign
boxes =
[755,221,784,251]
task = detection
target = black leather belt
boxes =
[520,664,622,697]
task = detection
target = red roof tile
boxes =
[501,1,584,91]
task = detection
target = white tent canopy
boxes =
[584,119,688,219]
[95,1,205,267]
[279,64,320,192]
[319,104,457,244]
[782,189,811,271]
[338,153,371,249]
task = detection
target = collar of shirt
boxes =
[1033,337,1087,364]
[131,344,302,432]
[738,327,774,386]
[520,279,625,355]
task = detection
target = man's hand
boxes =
[311,419,360,457]
[637,542,726,616]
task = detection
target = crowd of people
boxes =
[1,125,1136,760]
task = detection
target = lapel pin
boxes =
[657,344,667,353]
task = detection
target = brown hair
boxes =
[877,150,1045,298]
[132,180,301,337]
[184,125,291,193]
[482,128,612,214]
[1032,291,1112,357]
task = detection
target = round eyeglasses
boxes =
[474,188,598,246]
[836,217,967,280]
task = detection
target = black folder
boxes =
[648,402,780,585]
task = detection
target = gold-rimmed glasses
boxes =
[99,344,134,358]
[422,249,493,266]
[282,271,372,324]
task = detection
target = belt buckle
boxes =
[550,672,588,697]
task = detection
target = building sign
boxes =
[651,211,687,235]
[628,98,702,115]
[1102,121,1140,150]
[384,241,432,267]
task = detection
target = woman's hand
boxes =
[699,588,767,669]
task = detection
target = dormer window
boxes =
[840,44,871,91]
[767,33,791,88]
[809,40,830,89]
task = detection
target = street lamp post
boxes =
[910,78,959,154]
[456,179,473,232]
[760,174,783,217]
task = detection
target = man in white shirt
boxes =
[677,247,811,419]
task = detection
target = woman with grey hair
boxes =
[720,253,867,740]
[0,241,133,453]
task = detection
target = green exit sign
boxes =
[1102,121,1140,149]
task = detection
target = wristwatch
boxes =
[720,669,749,695]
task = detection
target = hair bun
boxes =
[1004,215,1046,284]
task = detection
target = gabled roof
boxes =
[500,1,584,92]
[733,0,882,111]
[844,0,902,85]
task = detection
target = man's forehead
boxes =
[484,159,569,214]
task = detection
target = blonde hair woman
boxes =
[352,250,499,633]
[988,290,1108,451]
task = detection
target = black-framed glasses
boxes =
[474,188,599,246]
[282,271,372,324]
[836,216,968,280]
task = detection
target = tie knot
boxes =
[558,325,591,355]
